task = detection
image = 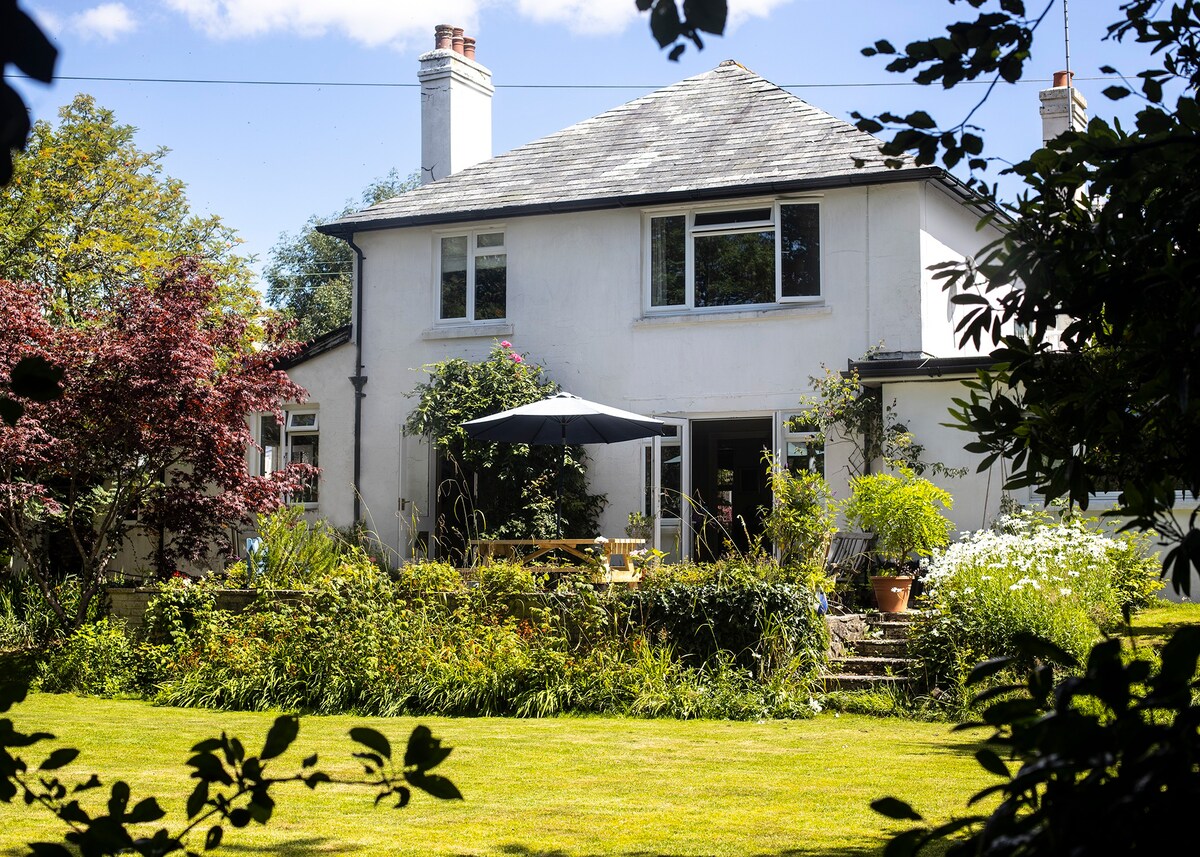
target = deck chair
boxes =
[824,531,876,591]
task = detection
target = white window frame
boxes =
[434,226,507,323]
[777,411,825,478]
[253,409,320,507]
[643,198,823,313]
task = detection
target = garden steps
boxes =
[824,609,923,694]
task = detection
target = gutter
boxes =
[848,354,998,383]
[345,237,367,525]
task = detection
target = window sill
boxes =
[421,321,514,341]
[633,302,831,329]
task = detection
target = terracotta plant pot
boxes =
[870,575,914,613]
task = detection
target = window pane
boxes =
[259,415,280,475]
[289,435,320,504]
[440,236,468,319]
[786,439,825,477]
[650,216,685,306]
[474,252,506,320]
[476,232,504,248]
[661,443,681,519]
[694,230,775,306]
[781,204,820,297]
[694,208,771,227]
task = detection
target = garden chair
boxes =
[824,531,875,605]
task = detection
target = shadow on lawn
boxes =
[218,838,335,855]
[461,844,883,857]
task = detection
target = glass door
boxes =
[644,419,688,562]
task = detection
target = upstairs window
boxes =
[647,202,820,310]
[439,230,506,321]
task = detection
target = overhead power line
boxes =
[17,73,1118,91]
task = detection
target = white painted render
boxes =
[418,48,494,184]
[290,178,1020,560]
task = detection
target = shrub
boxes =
[37,618,151,696]
[141,575,218,646]
[843,467,954,566]
[394,560,464,598]
[759,455,837,586]
[243,505,367,589]
[626,582,828,678]
[910,512,1164,709]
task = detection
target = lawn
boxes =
[1,694,994,857]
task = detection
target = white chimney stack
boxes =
[1039,70,1088,146]
[418,24,494,184]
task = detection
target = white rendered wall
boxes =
[321,180,999,556]
[881,378,1035,536]
[918,183,1006,357]
[281,341,357,533]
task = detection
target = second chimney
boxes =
[418,25,494,184]
[1039,70,1087,145]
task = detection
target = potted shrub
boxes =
[843,467,954,611]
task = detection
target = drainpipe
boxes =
[346,237,367,525]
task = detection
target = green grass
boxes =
[1,694,995,857]
[1126,598,1200,648]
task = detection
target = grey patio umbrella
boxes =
[461,392,665,537]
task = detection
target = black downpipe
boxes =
[346,238,367,525]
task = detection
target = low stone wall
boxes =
[826,612,870,659]
[107,587,307,632]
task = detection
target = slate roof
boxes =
[321,61,950,237]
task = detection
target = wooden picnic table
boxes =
[468,537,646,566]
[469,538,602,564]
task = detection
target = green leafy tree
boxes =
[759,453,837,586]
[265,169,419,342]
[842,2,1200,853]
[852,1,1200,594]
[404,341,605,556]
[0,94,256,323]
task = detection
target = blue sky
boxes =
[15,2,1150,290]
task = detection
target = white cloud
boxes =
[160,0,796,48]
[164,0,489,48]
[727,0,794,31]
[512,0,638,36]
[74,3,138,41]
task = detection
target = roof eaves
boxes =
[316,167,962,238]
[275,323,352,370]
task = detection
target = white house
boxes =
[269,28,1051,565]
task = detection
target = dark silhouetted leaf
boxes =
[349,727,391,761]
[261,716,299,761]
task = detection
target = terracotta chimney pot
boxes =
[1052,70,1073,88]
[435,24,453,50]
[452,27,465,54]
[463,36,476,61]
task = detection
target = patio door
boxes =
[397,428,434,561]
[645,418,688,562]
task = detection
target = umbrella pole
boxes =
[556,424,566,539]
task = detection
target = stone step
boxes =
[873,620,918,640]
[827,655,915,677]
[822,674,913,693]
[853,637,908,658]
